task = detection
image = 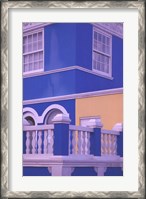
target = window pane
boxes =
[38,32,42,40]
[38,41,42,49]
[24,55,29,63]
[34,52,39,61]
[28,43,32,52]
[28,35,32,43]
[29,63,33,71]
[39,61,43,68]
[23,45,27,53]
[29,54,33,62]
[33,33,37,42]
[23,31,43,73]
[39,52,43,60]
[23,36,27,45]
[33,42,37,51]
[34,61,39,70]
[24,64,29,72]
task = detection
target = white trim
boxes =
[23,104,69,124]
[23,23,123,38]
[92,26,112,78]
[23,28,44,74]
[23,88,123,105]
[92,23,123,39]
[23,107,40,125]
[42,104,69,124]
[23,124,54,131]
[23,154,123,169]
[23,23,50,32]
[101,129,120,136]
[69,125,94,133]
[23,65,113,79]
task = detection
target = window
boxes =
[92,27,112,77]
[23,29,44,73]
[80,116,101,127]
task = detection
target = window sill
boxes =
[92,69,113,80]
[23,69,44,76]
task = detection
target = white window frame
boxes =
[92,27,112,78]
[23,28,44,75]
[80,116,101,127]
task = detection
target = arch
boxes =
[42,104,69,124]
[23,107,39,125]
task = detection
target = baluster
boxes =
[108,134,111,154]
[111,134,114,155]
[26,131,31,154]
[44,130,48,154]
[68,130,71,154]
[48,129,54,155]
[84,131,88,155]
[38,130,42,154]
[78,131,84,155]
[103,134,107,155]
[72,131,76,154]
[87,132,90,154]
[32,131,36,154]
[101,133,104,155]
[113,135,117,155]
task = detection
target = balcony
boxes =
[23,114,123,176]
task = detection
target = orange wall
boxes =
[76,94,123,130]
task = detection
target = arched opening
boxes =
[24,116,35,125]
[23,107,39,126]
[45,109,62,124]
[42,104,69,124]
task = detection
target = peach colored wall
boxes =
[76,94,123,130]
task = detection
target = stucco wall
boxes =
[76,93,123,130]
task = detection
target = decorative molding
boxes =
[23,107,40,125]
[52,113,71,124]
[94,167,107,176]
[101,129,120,136]
[23,104,69,125]
[23,22,123,38]
[23,154,123,168]
[23,22,50,32]
[23,65,114,79]
[93,23,123,38]
[86,118,103,128]
[112,123,123,132]
[23,87,123,105]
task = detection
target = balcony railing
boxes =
[23,124,122,157]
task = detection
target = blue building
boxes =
[23,23,123,176]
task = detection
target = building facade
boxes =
[23,22,123,176]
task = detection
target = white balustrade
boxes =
[101,129,119,155]
[69,125,93,155]
[24,124,54,155]
[24,124,120,157]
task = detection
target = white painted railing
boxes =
[101,129,120,155]
[23,124,120,157]
[23,124,54,155]
[69,125,93,155]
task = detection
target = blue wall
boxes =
[23,167,123,176]
[23,99,75,125]
[44,23,76,71]
[23,70,76,100]
[105,167,123,176]
[23,167,51,176]
[76,23,93,70]
[24,23,123,100]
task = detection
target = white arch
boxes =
[42,104,69,124]
[23,107,39,125]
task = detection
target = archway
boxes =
[42,104,69,124]
[23,107,39,125]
